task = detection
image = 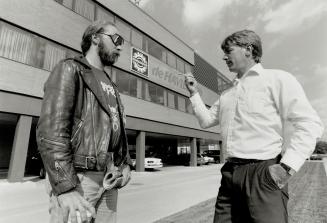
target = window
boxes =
[29,38,46,68]
[116,69,130,95]
[167,52,176,69]
[148,82,157,103]
[116,69,137,97]
[129,75,137,97]
[115,18,131,42]
[0,23,36,65]
[43,42,67,71]
[167,91,176,109]
[186,99,193,114]
[176,57,185,73]
[147,38,166,63]
[156,86,165,106]
[177,96,186,112]
[0,21,79,71]
[74,0,95,21]
[185,63,193,73]
[143,81,165,106]
[96,6,114,22]
[136,79,142,99]
[131,29,143,49]
[142,35,148,52]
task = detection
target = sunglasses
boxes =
[98,32,124,46]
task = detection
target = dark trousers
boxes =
[213,156,289,223]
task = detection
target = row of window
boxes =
[54,0,193,74]
[194,53,232,94]
[0,20,193,114]
[0,21,78,71]
[112,68,193,113]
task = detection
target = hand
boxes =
[57,190,95,223]
[184,73,198,96]
[268,164,291,189]
[120,164,131,188]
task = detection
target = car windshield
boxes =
[129,151,157,159]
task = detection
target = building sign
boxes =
[131,47,148,76]
[151,66,186,91]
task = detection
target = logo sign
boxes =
[131,47,149,76]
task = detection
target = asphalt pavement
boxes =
[0,164,222,223]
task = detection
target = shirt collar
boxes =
[248,63,264,76]
[232,63,264,84]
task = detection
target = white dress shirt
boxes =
[190,63,324,171]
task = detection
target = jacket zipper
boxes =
[71,120,83,142]
[41,137,65,146]
[54,160,74,185]
[55,161,61,183]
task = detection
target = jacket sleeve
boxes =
[36,60,80,195]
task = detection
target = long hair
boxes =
[81,20,116,56]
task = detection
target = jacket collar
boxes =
[72,56,112,116]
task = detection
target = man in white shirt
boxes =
[185,30,324,223]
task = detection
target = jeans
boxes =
[47,171,118,223]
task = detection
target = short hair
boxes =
[221,30,262,63]
[81,20,116,56]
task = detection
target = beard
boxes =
[98,40,119,66]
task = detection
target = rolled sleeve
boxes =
[190,93,220,129]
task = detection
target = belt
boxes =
[226,157,264,164]
[73,152,114,171]
[74,154,97,170]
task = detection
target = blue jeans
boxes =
[47,171,118,223]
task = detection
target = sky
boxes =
[138,0,327,141]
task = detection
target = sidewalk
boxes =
[0,164,222,223]
[1,160,326,223]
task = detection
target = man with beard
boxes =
[184,30,323,223]
[37,21,132,223]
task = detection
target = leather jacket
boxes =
[36,56,132,195]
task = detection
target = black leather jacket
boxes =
[36,56,132,195]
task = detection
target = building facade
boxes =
[0,0,231,181]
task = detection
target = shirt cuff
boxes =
[280,149,306,172]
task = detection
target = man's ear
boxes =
[92,34,100,45]
[245,45,252,57]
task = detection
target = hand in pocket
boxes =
[268,164,291,189]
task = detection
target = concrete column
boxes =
[190,137,197,166]
[219,140,224,163]
[8,115,32,182]
[136,131,145,172]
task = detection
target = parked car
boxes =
[202,150,220,163]
[196,154,206,166]
[187,154,206,166]
[309,154,322,160]
[130,152,163,169]
[201,154,215,164]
